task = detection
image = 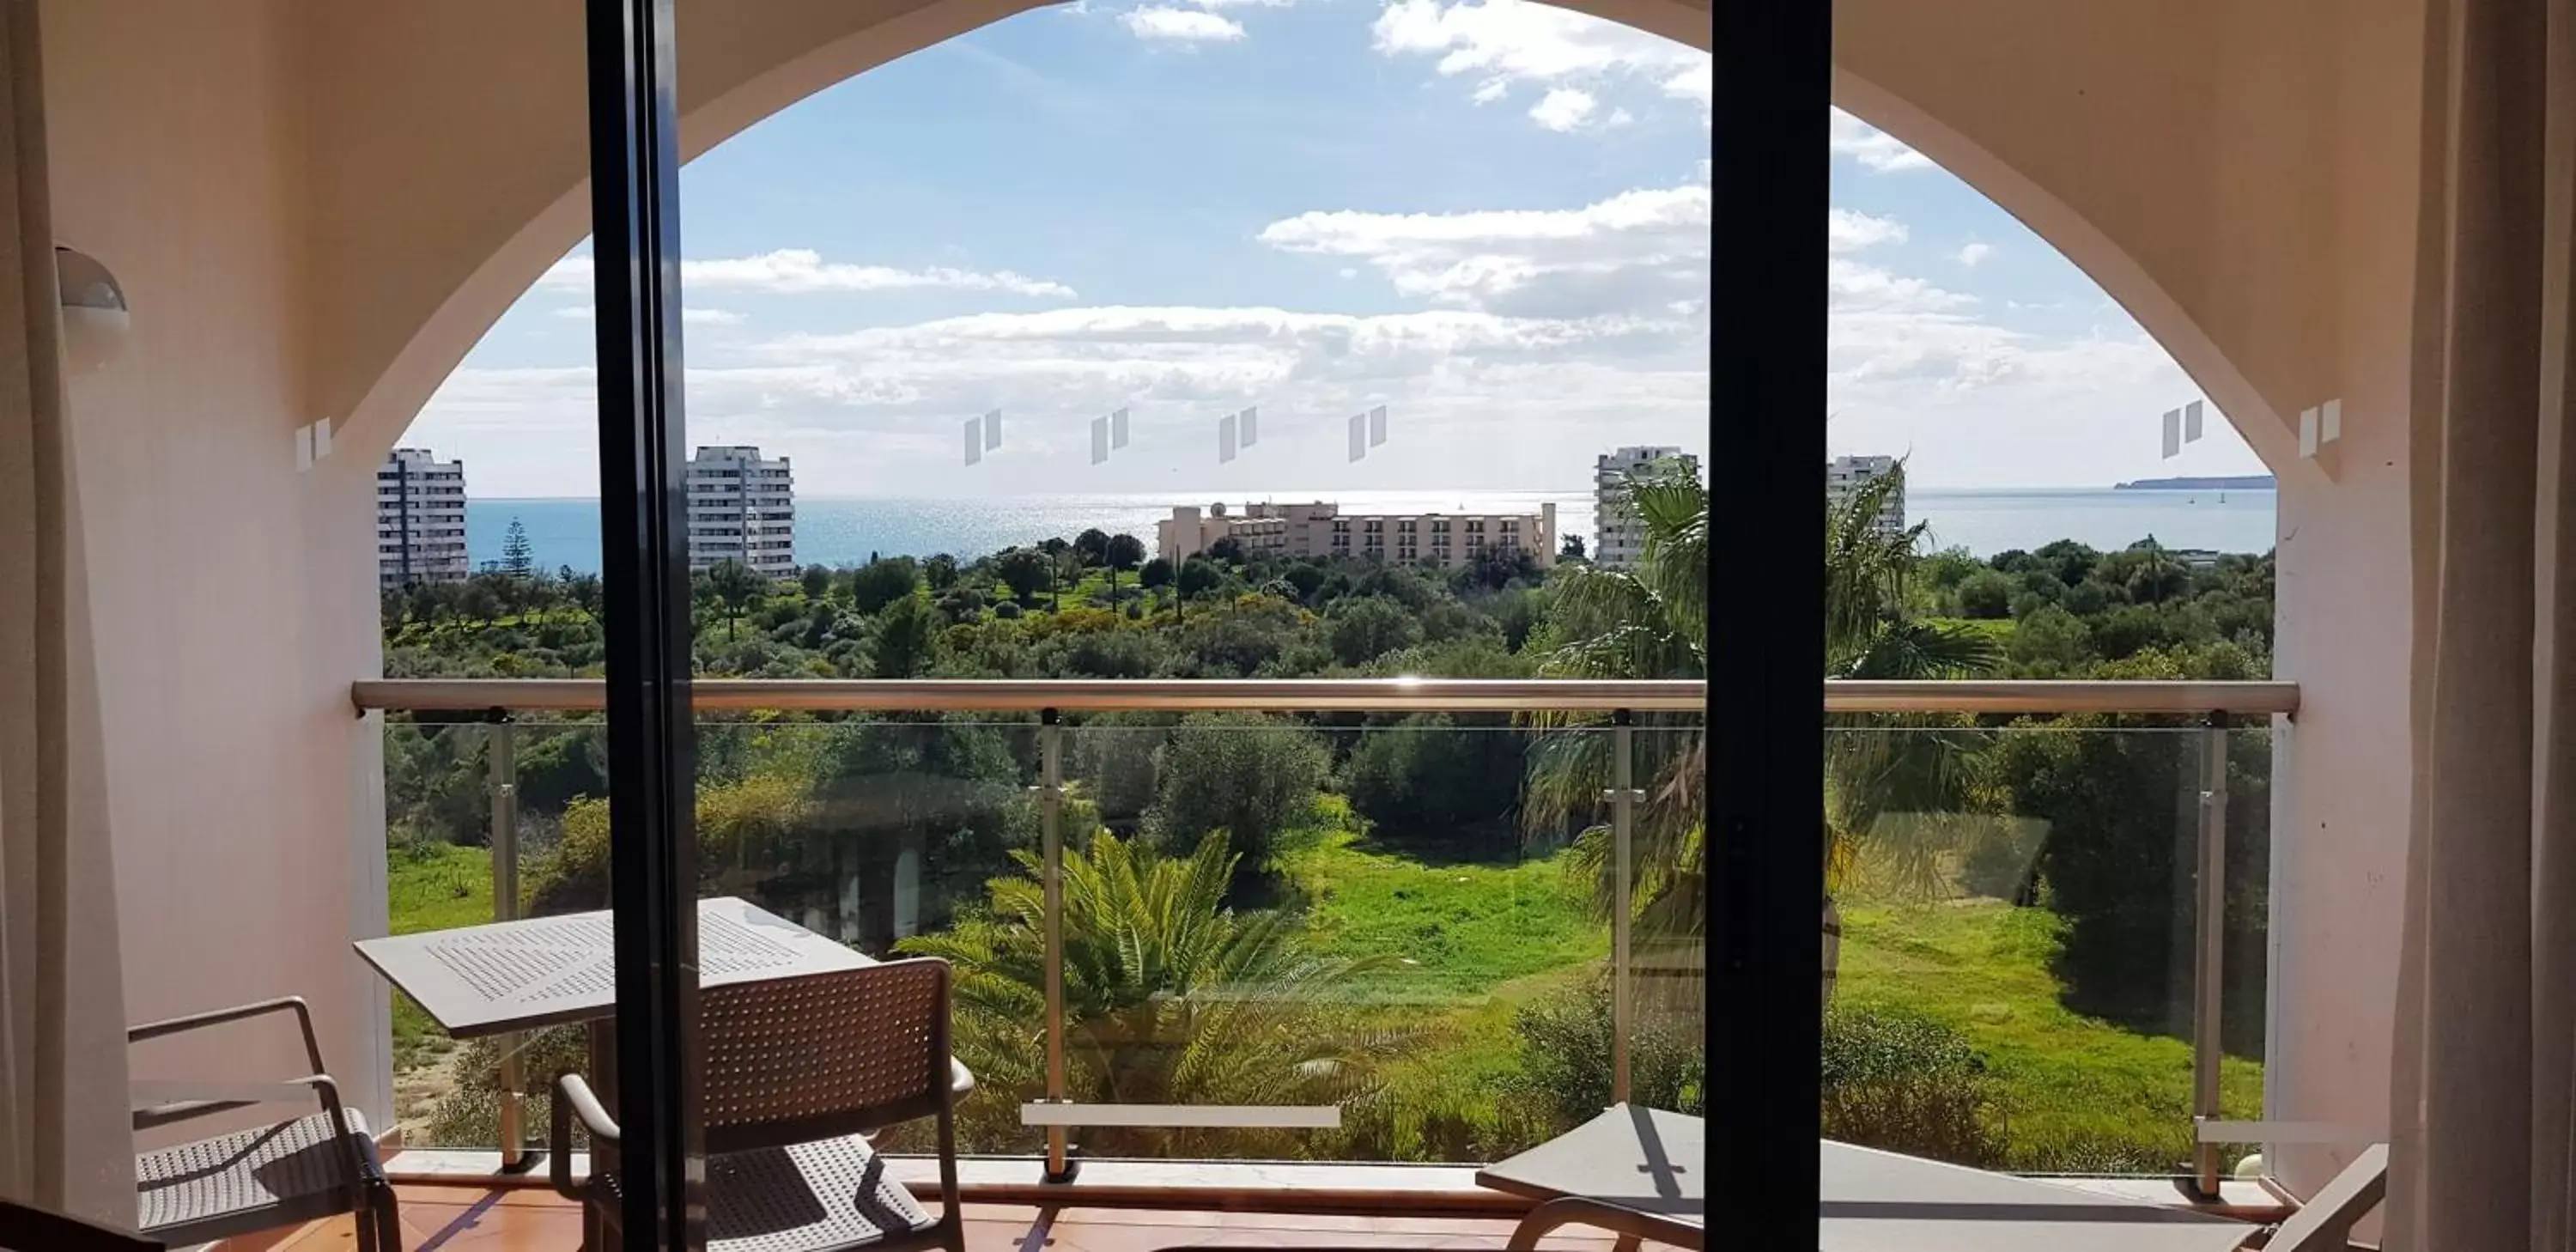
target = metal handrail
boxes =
[349,677,2295,715]
[1825,680,2297,715]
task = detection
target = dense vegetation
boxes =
[383,475,2276,1172]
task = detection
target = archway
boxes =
[330,0,2296,494]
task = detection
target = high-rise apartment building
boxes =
[375,447,469,587]
[1158,501,1557,571]
[1826,454,1906,534]
[685,446,796,576]
[1594,445,1702,568]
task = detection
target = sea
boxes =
[465,488,2281,575]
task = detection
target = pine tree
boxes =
[501,518,534,579]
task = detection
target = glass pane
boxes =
[1821,717,2267,1176]
[896,717,1625,1164]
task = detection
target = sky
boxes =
[405,0,2269,499]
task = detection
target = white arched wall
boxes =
[41,0,2426,1198]
[1837,0,2434,1198]
[312,0,2424,1194]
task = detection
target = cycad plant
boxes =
[896,830,1398,1157]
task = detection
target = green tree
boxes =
[2124,544,2190,604]
[1073,528,1111,567]
[924,552,960,591]
[561,570,605,629]
[799,564,832,600]
[1327,597,1422,667]
[1953,570,2015,619]
[870,593,939,678]
[1559,533,1587,562]
[897,832,1395,1156]
[848,556,921,614]
[1525,467,1707,947]
[1209,536,1246,563]
[1104,532,1145,605]
[993,548,1052,606]
[705,558,764,642]
[501,518,535,579]
[1342,714,1527,842]
[1176,556,1221,599]
[1818,463,2000,1001]
[1145,713,1329,869]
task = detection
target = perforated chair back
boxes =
[700,957,953,1156]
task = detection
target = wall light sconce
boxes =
[55,246,126,374]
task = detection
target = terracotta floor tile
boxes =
[233,1184,1608,1252]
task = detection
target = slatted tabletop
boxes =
[355,896,873,1038]
[1819,1140,2253,1252]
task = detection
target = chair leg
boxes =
[373,1184,404,1252]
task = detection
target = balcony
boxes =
[337,675,2297,1230]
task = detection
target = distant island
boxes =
[2112,474,2276,491]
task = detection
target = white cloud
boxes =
[1121,7,1247,40]
[1371,0,1707,126]
[1259,182,1710,317]
[417,300,1710,495]
[1528,88,1597,131]
[1831,108,1934,173]
[422,171,2257,499]
[1956,242,1994,268]
[539,251,1077,299]
[1606,107,1634,127]
[1828,209,1907,253]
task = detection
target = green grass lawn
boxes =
[1279,822,1603,1158]
[1836,896,2263,1170]
[387,842,494,1070]
[382,819,2257,1172]
[1281,824,1602,1006]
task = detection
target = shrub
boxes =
[420,1026,592,1148]
[1954,570,2015,618]
[1819,1006,2003,1167]
[1144,713,1329,870]
[1341,714,1527,844]
[1507,967,1704,1134]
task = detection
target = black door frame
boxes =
[572,0,1828,1243]
[585,0,704,1247]
[1710,0,1827,1230]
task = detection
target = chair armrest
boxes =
[131,1073,344,1133]
[551,1073,621,1201]
[951,1060,975,1098]
[129,997,327,1074]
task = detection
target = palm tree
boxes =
[1524,467,1707,1004]
[896,831,1400,1156]
[1821,463,2000,1000]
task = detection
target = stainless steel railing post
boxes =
[1606,710,1639,1107]
[488,717,526,1170]
[2190,712,2229,1197]
[1037,710,1075,1181]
